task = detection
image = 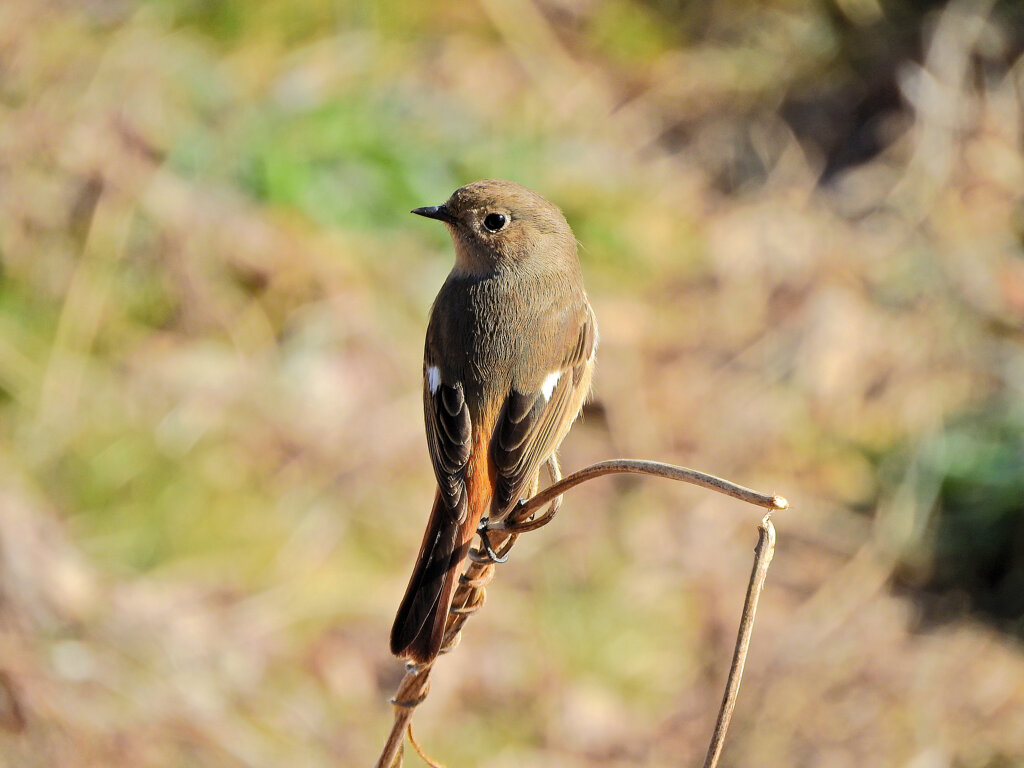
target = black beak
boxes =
[411,204,456,224]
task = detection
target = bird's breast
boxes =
[429,272,531,397]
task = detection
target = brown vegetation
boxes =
[1,0,1022,765]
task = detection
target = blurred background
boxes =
[2,0,1023,765]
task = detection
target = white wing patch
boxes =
[427,365,441,394]
[540,371,562,400]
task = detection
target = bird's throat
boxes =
[450,228,498,277]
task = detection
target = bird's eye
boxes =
[482,213,507,232]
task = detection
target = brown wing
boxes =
[389,368,472,662]
[490,304,596,515]
[423,374,472,522]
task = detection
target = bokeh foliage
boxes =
[1,0,1023,765]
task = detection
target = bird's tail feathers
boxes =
[390,491,471,664]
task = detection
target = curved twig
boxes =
[491,459,786,534]
[375,458,786,768]
[702,513,777,768]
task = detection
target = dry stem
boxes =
[702,513,777,768]
[375,459,786,768]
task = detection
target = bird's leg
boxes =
[529,454,563,526]
[474,464,547,564]
[497,455,564,534]
[476,455,566,560]
[474,516,510,563]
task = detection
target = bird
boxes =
[390,179,598,665]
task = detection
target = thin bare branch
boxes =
[702,513,777,768]
[375,660,433,768]
[375,710,408,768]
[407,723,444,768]
[491,459,787,534]
[375,459,785,768]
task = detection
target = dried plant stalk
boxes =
[375,460,787,768]
[496,459,786,533]
[702,513,776,768]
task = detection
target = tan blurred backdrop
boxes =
[1,0,1023,765]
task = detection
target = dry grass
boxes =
[1,0,1023,765]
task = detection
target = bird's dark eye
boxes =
[483,213,507,232]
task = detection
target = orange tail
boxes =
[390,490,475,664]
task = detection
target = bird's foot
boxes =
[475,517,510,563]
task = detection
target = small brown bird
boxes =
[390,180,597,664]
